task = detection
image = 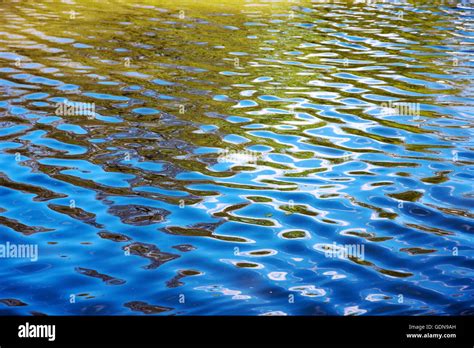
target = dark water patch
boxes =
[405,223,455,236]
[370,182,393,187]
[97,231,132,242]
[123,242,180,269]
[124,301,173,315]
[214,203,275,226]
[234,262,261,268]
[172,244,196,252]
[48,204,103,228]
[388,191,423,202]
[421,170,451,184]
[347,196,398,219]
[75,267,126,285]
[400,247,437,255]
[280,204,318,217]
[0,174,67,201]
[164,226,252,243]
[247,196,273,203]
[108,204,170,226]
[425,204,474,219]
[341,230,393,243]
[0,215,54,235]
[166,269,202,288]
[0,299,28,307]
[279,230,309,239]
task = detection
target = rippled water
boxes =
[0,0,473,316]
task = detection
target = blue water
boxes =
[0,0,473,316]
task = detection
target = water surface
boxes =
[0,0,473,315]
